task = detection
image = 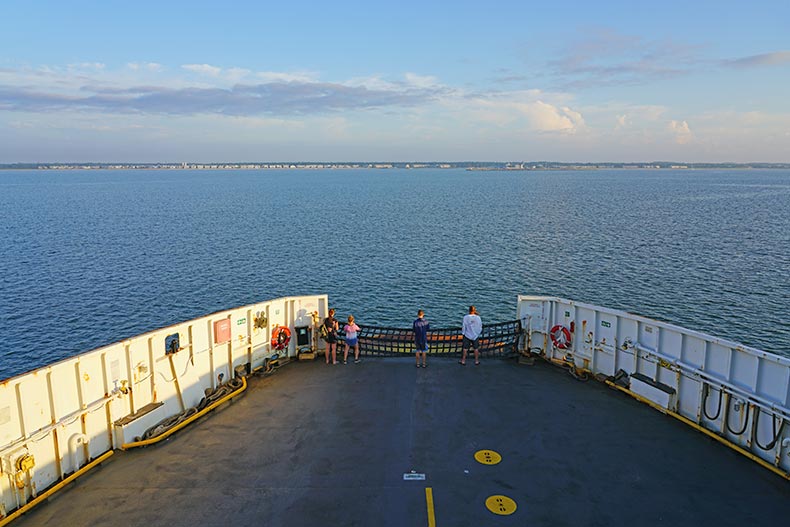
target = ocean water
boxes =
[1,168,788,379]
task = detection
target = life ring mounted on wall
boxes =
[549,325,572,349]
[271,326,291,350]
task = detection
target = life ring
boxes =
[271,326,291,350]
[550,325,572,349]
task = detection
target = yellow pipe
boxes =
[0,450,114,527]
[605,380,790,481]
[122,376,247,450]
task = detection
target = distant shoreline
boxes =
[2,162,790,171]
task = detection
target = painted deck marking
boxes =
[404,472,426,480]
[485,494,517,515]
[474,449,502,465]
[425,487,436,527]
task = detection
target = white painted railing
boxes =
[517,295,790,478]
[0,294,327,519]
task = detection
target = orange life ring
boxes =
[550,325,571,349]
[271,326,291,350]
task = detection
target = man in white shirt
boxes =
[460,305,483,365]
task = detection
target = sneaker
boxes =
[354,359,361,364]
[422,364,427,368]
[343,360,347,364]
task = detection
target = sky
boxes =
[1,0,789,163]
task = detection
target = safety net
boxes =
[334,319,522,358]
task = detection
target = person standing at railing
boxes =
[323,308,339,364]
[343,315,361,364]
[460,305,483,366]
[413,309,429,368]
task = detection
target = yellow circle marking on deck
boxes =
[474,449,502,465]
[485,495,517,515]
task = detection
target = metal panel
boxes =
[0,383,23,446]
[756,359,789,405]
[705,342,731,378]
[49,361,80,421]
[16,376,50,434]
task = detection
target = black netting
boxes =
[334,319,522,358]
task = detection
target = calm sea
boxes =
[1,168,788,379]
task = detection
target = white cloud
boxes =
[255,71,316,83]
[182,64,222,77]
[127,62,163,72]
[225,67,251,83]
[518,101,584,133]
[404,72,440,88]
[669,119,692,144]
[68,62,105,71]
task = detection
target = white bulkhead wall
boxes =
[0,294,327,516]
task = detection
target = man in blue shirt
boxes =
[413,309,429,368]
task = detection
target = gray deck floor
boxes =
[16,357,790,527]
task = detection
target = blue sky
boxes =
[1,0,789,162]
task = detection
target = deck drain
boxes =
[474,449,502,465]
[485,495,517,515]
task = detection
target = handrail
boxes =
[634,344,790,420]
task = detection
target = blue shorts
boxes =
[346,337,358,346]
[415,345,428,353]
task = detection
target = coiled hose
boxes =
[139,377,245,441]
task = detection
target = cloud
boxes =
[464,92,585,135]
[545,28,698,88]
[181,64,222,77]
[404,73,440,88]
[0,80,441,116]
[127,62,163,72]
[724,50,790,68]
[255,71,316,83]
[520,101,584,133]
[669,119,693,144]
[68,62,106,71]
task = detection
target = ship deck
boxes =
[15,357,790,527]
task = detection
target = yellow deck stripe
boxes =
[425,487,436,527]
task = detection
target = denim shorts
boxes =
[346,337,358,346]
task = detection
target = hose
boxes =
[725,399,751,436]
[139,377,245,441]
[141,407,198,440]
[753,408,785,451]
[702,383,723,421]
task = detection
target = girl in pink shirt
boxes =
[343,315,361,364]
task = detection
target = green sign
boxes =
[237,318,246,325]
[565,311,571,317]
[601,321,611,328]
